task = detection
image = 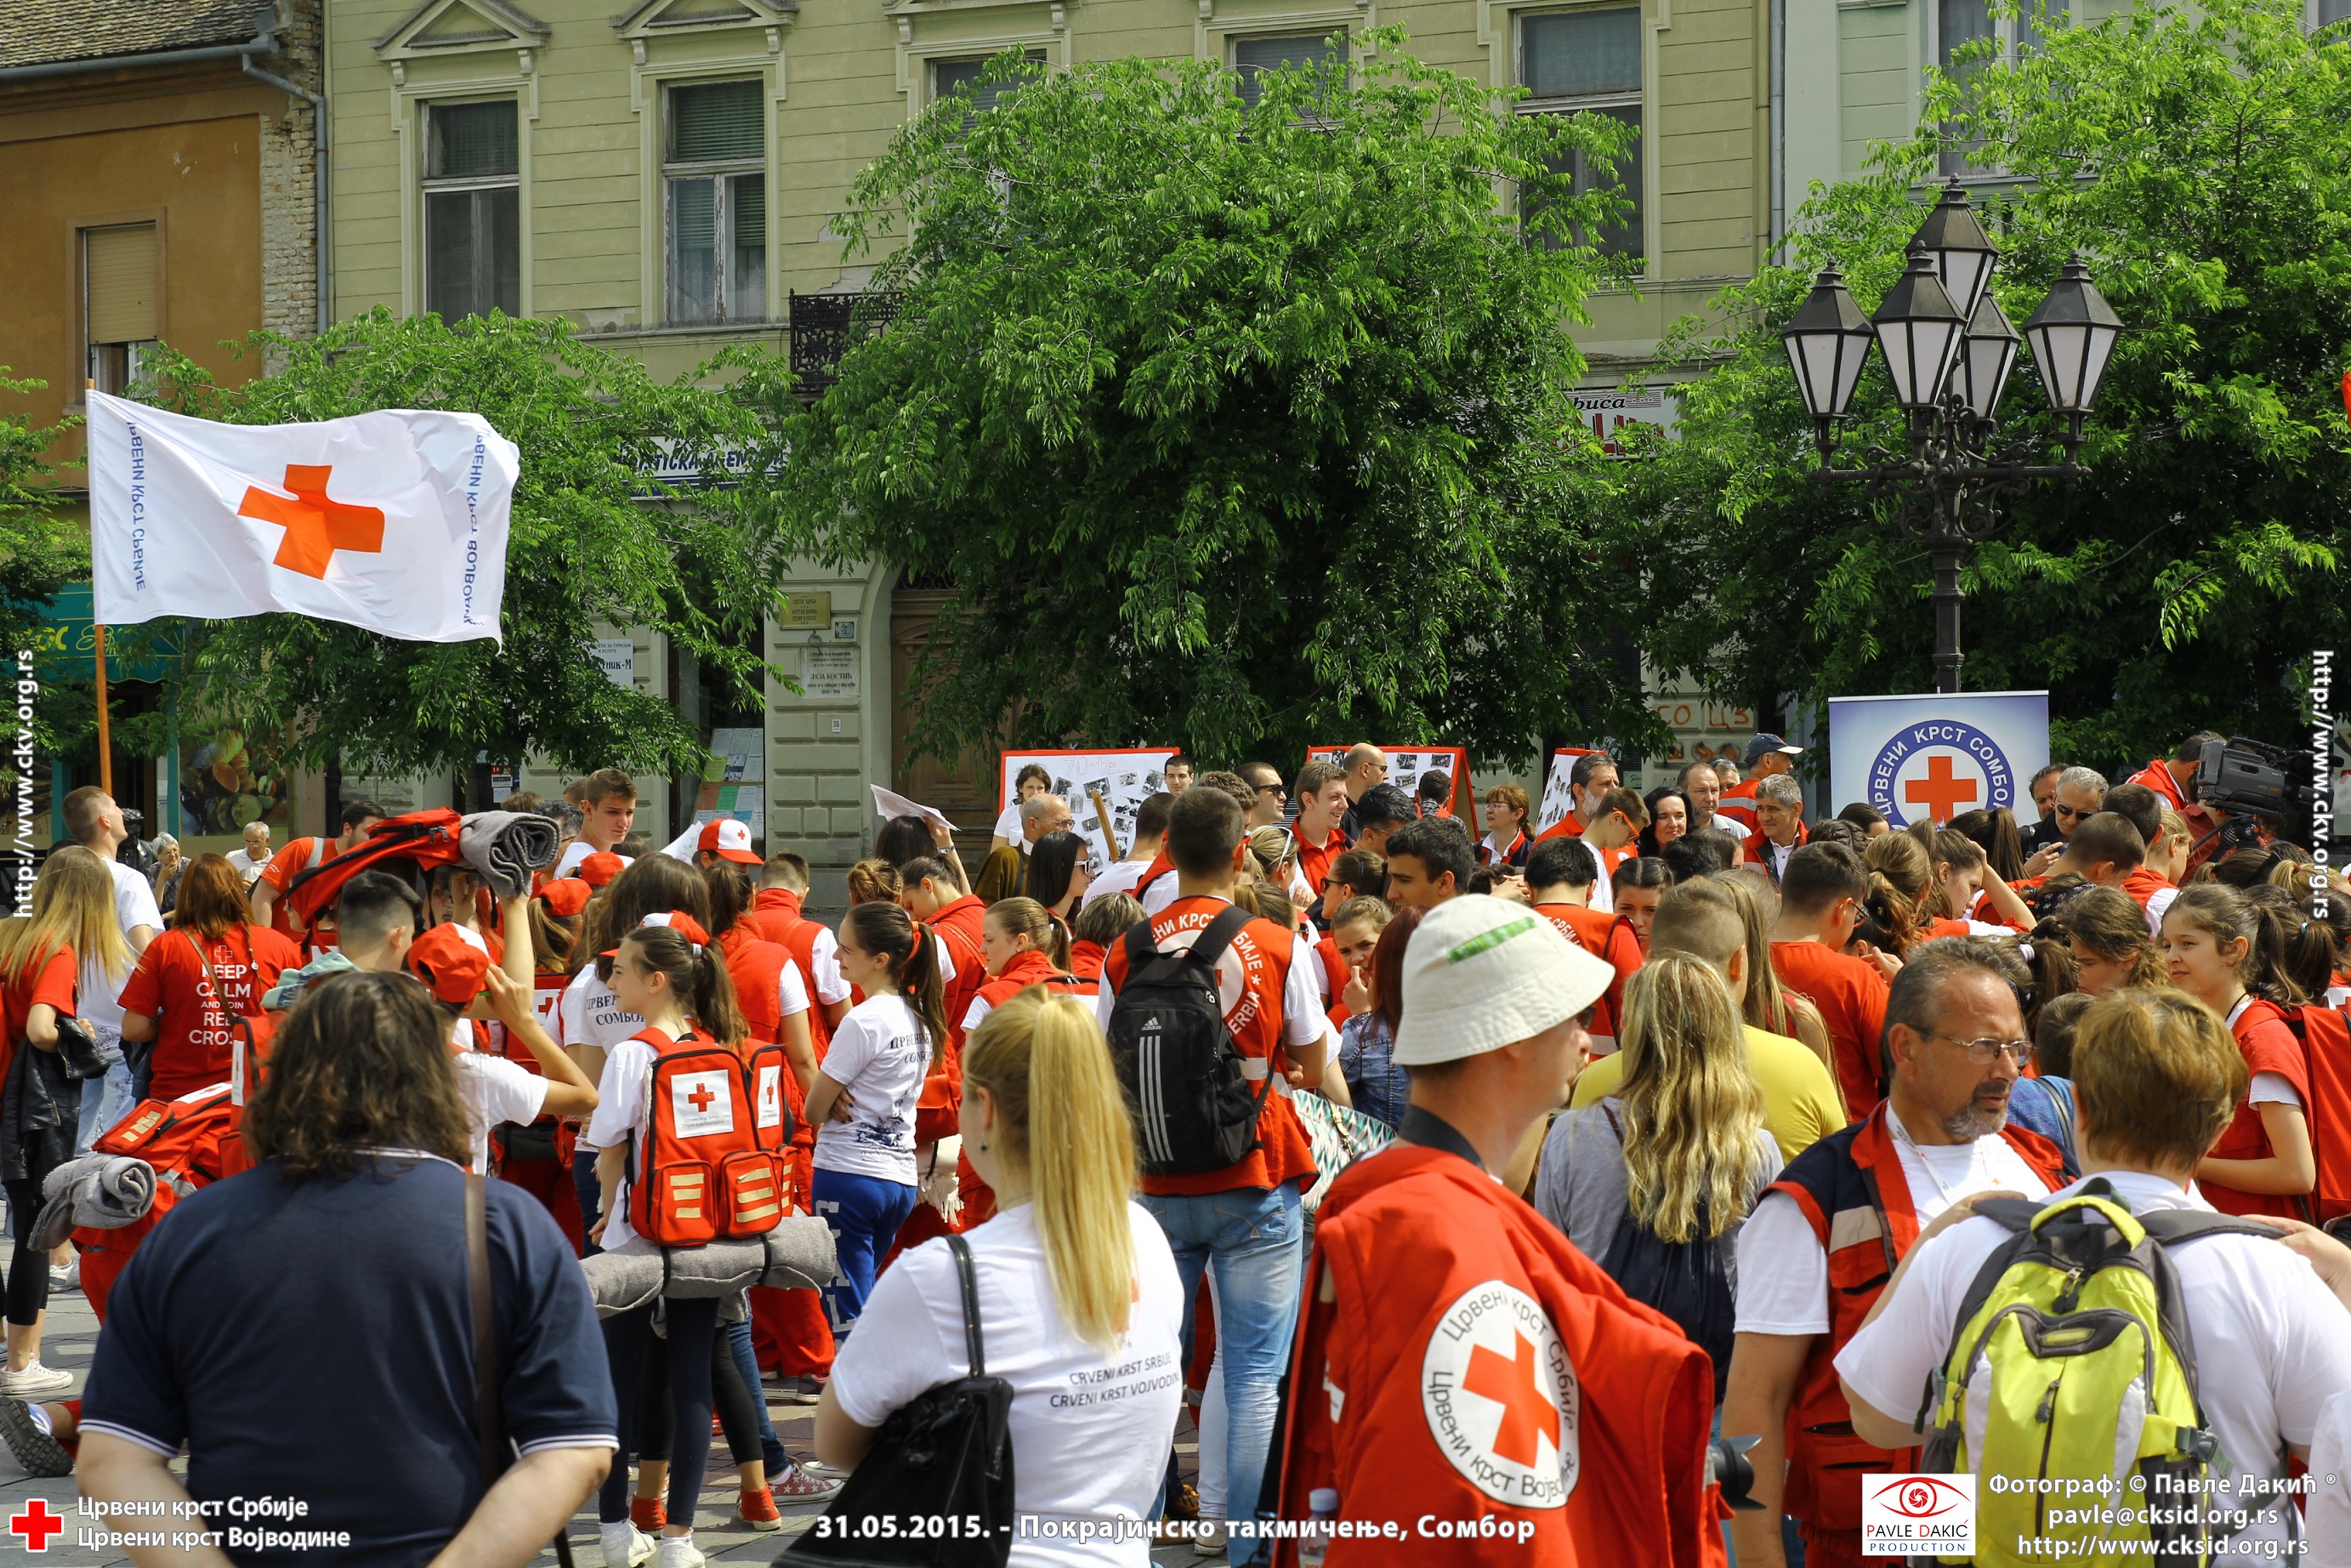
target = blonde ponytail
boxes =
[1616,954,1768,1243]
[963,988,1138,1350]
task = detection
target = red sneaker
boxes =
[735,1488,782,1532]
[630,1497,666,1532]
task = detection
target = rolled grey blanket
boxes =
[458,810,560,900]
[31,1154,156,1249]
[580,1219,838,1317]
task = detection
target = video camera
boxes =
[2194,736,2319,849]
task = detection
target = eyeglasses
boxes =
[1925,1030,2035,1066]
[2053,804,2096,822]
[1256,785,1286,798]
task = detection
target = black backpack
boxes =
[1594,1104,1737,1394]
[1105,906,1279,1177]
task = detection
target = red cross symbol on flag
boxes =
[237,463,387,578]
[1460,1330,1557,1469]
[9,1499,65,1552]
[1903,753,1981,824]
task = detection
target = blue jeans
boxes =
[725,1317,790,1477]
[75,1060,135,1156]
[1141,1184,1303,1567]
[810,1168,917,1343]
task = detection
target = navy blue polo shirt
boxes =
[83,1153,614,1568]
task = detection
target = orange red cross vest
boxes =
[2288,1002,2351,1223]
[1713,778,1763,840]
[1530,904,1642,1052]
[917,895,989,1144]
[1275,1139,1727,1566]
[2201,997,2313,1219]
[1760,1105,2067,1561]
[629,1025,793,1247]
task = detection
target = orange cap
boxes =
[406,924,491,1007]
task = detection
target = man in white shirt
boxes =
[59,788,161,1155]
[552,769,638,879]
[1834,988,2351,1562]
[1082,791,1172,909]
[1720,939,2070,1568]
[231,821,273,887]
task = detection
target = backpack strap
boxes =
[1188,905,1256,972]
[2134,1210,2285,1246]
[946,1231,985,1378]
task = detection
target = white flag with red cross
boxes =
[86,389,517,644]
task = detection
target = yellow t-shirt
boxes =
[1570,1024,1847,1161]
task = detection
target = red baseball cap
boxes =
[537,878,592,918]
[697,817,760,866]
[578,851,626,889]
[406,924,491,1007]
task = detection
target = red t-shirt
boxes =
[1770,940,1890,1121]
[1291,821,1346,900]
[1533,903,1643,1047]
[2202,997,2313,1219]
[258,837,349,934]
[1098,895,1318,1197]
[119,926,304,1100]
[2,948,78,1089]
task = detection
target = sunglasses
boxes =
[1257,785,1287,798]
[2053,803,2095,821]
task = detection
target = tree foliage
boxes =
[0,373,98,767]
[135,312,780,779]
[730,34,1661,769]
[1626,0,2348,770]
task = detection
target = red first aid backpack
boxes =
[94,1082,236,1182]
[630,1028,796,1247]
[2284,1003,2351,1224]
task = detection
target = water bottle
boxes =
[1300,1488,1341,1566]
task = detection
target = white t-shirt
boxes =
[814,996,930,1186]
[1587,860,1615,914]
[584,1035,658,1249]
[1139,872,1182,918]
[1735,1108,2054,1336]
[992,803,1023,843]
[1836,1171,2351,1554]
[558,968,643,1054]
[1082,856,1154,910]
[832,1202,1186,1568]
[763,954,814,1022]
[82,860,165,1031]
[2309,1390,2351,1568]
[803,926,852,1006]
[453,1050,549,1177]
[230,848,272,887]
[553,842,633,879]
[2144,883,2180,938]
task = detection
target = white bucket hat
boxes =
[1390,895,1615,1066]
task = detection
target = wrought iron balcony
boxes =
[787,289,906,395]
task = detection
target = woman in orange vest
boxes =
[2161,884,2316,1218]
[954,897,1085,1226]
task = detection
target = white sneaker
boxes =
[598,1522,656,1568]
[1193,1522,1229,1558]
[653,1537,704,1568]
[2,1363,72,1395]
[50,1259,77,1293]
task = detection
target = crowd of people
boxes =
[0,730,2345,1567]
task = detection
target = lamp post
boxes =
[1780,177,2122,694]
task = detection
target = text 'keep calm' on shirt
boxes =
[814,996,931,1187]
[118,925,302,1099]
[831,1202,1186,1568]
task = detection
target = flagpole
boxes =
[86,380,112,798]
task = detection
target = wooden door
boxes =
[891,589,997,856]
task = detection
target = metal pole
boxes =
[1932,537,1965,696]
[94,625,113,796]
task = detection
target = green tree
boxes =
[132,311,781,782]
[730,33,1662,769]
[1627,0,2348,772]
[0,374,98,767]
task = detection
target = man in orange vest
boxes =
[1713,734,1803,842]
[1532,752,1620,842]
[2123,730,2223,861]
[1525,838,1641,1056]
[1275,895,1728,1565]
[1719,939,2069,1566]
[247,798,386,938]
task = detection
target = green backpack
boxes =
[1917,1181,2280,1565]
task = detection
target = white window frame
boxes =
[420,98,524,321]
[1513,4,1647,271]
[662,79,768,327]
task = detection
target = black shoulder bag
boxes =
[467,1172,579,1568]
[785,1232,1015,1568]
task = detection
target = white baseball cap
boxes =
[1390,895,1615,1066]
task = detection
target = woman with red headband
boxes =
[802,900,950,1348]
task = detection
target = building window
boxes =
[83,223,157,396]
[1937,0,2060,173]
[423,100,520,321]
[666,80,767,326]
[1231,32,1349,110]
[2320,0,2351,26]
[1519,7,1644,261]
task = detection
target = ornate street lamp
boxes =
[1777,184,2121,695]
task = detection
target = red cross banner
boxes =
[1826,690,2050,830]
[86,389,517,644]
